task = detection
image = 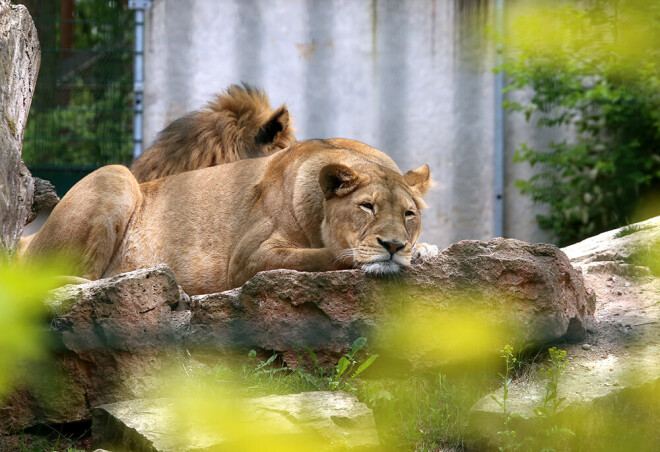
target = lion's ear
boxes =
[255,106,289,145]
[319,164,362,199]
[404,164,434,196]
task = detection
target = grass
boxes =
[6,340,659,451]
[169,346,501,451]
[627,238,660,276]
[0,422,91,452]
[614,223,651,239]
[360,372,493,451]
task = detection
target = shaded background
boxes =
[19,0,561,248]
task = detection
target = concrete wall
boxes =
[144,0,555,247]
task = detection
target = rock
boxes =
[0,265,188,434]
[188,238,595,369]
[582,343,591,350]
[1,239,597,431]
[466,218,660,450]
[467,345,660,450]
[25,177,60,225]
[562,216,660,275]
[92,392,380,451]
[0,0,40,256]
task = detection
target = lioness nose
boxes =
[377,238,406,256]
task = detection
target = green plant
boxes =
[358,372,483,451]
[0,262,64,401]
[628,239,660,276]
[532,347,575,451]
[228,350,320,396]
[535,347,568,418]
[614,223,650,239]
[23,0,134,168]
[493,345,575,452]
[500,0,660,246]
[306,337,379,393]
[492,345,528,451]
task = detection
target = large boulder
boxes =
[0,0,40,256]
[2,238,595,432]
[92,392,380,451]
[188,238,595,369]
[466,219,660,450]
[0,265,188,434]
[562,215,660,276]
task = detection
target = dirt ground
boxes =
[568,270,659,360]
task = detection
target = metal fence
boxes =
[18,0,135,196]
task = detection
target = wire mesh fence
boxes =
[18,0,134,195]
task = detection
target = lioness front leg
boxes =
[231,245,341,288]
[411,242,439,264]
[19,165,142,281]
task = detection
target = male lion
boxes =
[20,139,434,295]
[130,83,296,182]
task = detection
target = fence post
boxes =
[128,0,152,160]
[493,0,505,238]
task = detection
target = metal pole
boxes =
[129,0,151,160]
[494,0,505,238]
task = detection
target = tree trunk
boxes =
[0,0,40,257]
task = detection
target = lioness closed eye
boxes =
[19,139,434,295]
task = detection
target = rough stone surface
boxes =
[0,0,39,256]
[1,238,595,432]
[92,392,380,451]
[0,265,188,434]
[467,218,660,449]
[25,177,59,225]
[188,238,595,369]
[563,215,660,276]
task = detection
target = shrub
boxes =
[501,0,660,245]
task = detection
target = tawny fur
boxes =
[20,139,433,295]
[130,84,296,182]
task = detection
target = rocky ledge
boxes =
[467,218,660,450]
[1,238,594,433]
[92,391,379,451]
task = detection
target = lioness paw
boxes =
[412,242,439,264]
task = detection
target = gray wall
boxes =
[144,0,555,248]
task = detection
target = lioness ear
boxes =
[255,106,289,145]
[319,164,362,199]
[404,164,434,196]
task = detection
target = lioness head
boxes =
[319,162,433,275]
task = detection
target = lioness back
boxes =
[106,157,269,294]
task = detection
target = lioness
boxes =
[131,83,296,183]
[20,139,434,295]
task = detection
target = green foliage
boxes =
[493,345,574,451]
[306,337,379,393]
[492,345,528,451]
[24,0,134,167]
[217,350,320,396]
[532,347,575,451]
[535,347,568,418]
[23,79,132,166]
[0,263,62,401]
[361,372,480,451]
[614,223,650,239]
[501,0,660,245]
[629,239,660,276]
